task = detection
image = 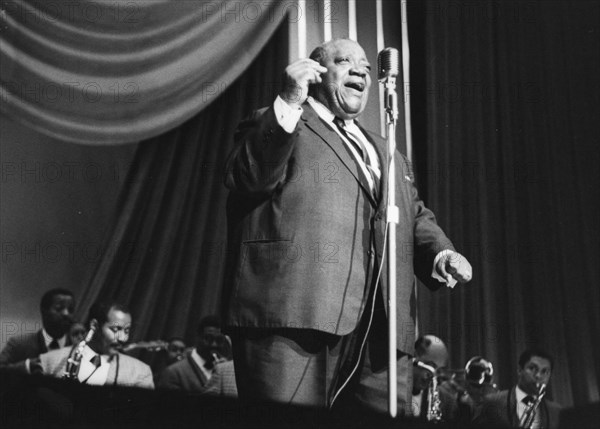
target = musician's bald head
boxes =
[415,335,449,369]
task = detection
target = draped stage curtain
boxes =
[409,0,599,407]
[0,0,288,144]
[75,22,288,343]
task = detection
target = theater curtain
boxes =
[0,0,288,144]
[409,0,600,407]
[75,22,288,344]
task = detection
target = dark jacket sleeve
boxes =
[224,106,298,196]
[0,337,28,372]
[156,366,181,390]
[400,155,456,290]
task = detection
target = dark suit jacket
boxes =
[224,103,455,354]
[0,330,70,371]
[157,355,238,397]
[38,346,154,389]
[473,387,561,428]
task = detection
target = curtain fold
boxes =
[0,0,287,144]
[410,0,600,407]
[75,21,288,345]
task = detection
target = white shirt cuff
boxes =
[432,249,458,288]
[274,96,303,134]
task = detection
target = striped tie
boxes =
[333,117,380,198]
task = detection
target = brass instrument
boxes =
[415,360,443,422]
[118,340,168,353]
[519,383,547,428]
[63,319,98,380]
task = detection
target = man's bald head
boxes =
[415,335,448,369]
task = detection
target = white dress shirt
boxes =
[516,385,541,429]
[42,328,67,349]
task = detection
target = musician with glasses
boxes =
[474,348,561,428]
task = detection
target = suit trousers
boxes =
[230,290,412,414]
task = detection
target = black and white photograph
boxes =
[1,1,598,428]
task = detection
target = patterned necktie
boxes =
[522,395,541,429]
[333,117,380,197]
[48,339,60,350]
[90,354,101,368]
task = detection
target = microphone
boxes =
[377,47,400,122]
[377,47,400,81]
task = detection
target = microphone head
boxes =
[377,47,400,81]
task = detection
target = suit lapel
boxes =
[540,399,549,428]
[508,387,520,427]
[301,105,377,206]
[37,330,48,353]
[188,355,208,387]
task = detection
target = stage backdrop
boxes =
[409,0,600,407]
[1,0,598,410]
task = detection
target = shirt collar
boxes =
[307,97,354,127]
[515,385,529,403]
[81,344,108,365]
[42,328,66,348]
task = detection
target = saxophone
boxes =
[415,360,443,422]
[519,383,547,428]
[63,319,98,380]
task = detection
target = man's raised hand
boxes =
[280,59,327,109]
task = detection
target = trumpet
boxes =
[117,340,168,353]
[415,360,443,422]
[519,383,547,428]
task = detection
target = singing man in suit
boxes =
[0,288,75,371]
[223,38,472,411]
[474,349,561,428]
[157,315,237,397]
[30,300,154,389]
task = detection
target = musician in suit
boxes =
[408,335,459,421]
[473,349,561,428]
[30,300,154,389]
[223,38,472,411]
[0,288,75,371]
[437,355,499,426]
[157,316,237,397]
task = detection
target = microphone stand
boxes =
[383,74,399,418]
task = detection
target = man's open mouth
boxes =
[345,81,365,92]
